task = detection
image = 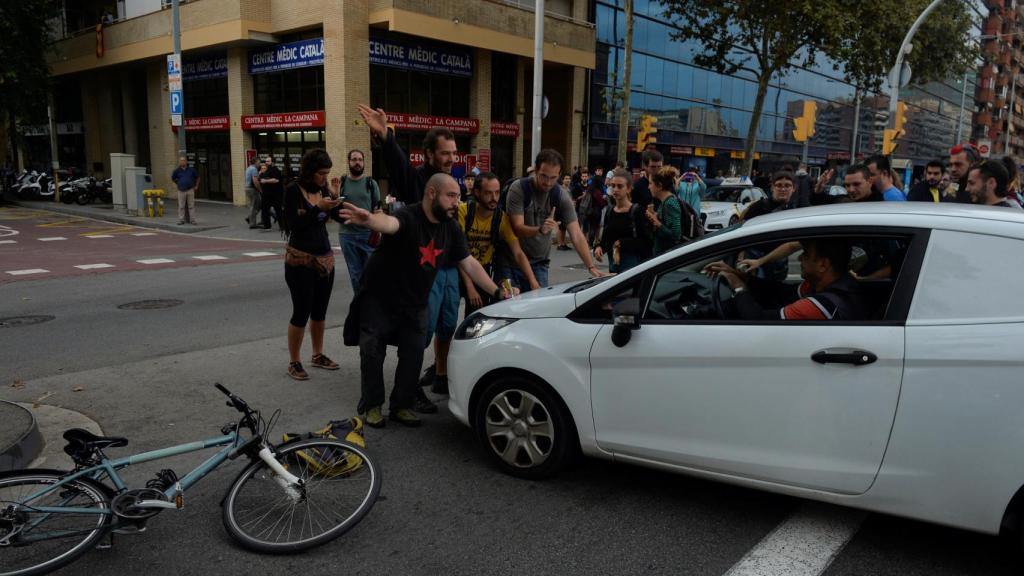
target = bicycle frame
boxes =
[20,431,243,517]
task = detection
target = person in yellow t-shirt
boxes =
[457,172,540,316]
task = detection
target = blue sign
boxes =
[170,91,183,115]
[184,53,227,80]
[248,38,324,75]
[369,35,472,77]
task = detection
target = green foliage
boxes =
[0,1,59,123]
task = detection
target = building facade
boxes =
[973,0,1024,158]
[589,0,988,177]
[37,0,595,204]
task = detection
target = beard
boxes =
[432,198,454,221]
[349,164,364,177]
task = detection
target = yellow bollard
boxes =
[142,189,165,217]
[144,190,154,217]
[156,190,165,217]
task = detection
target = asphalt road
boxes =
[1,221,1021,575]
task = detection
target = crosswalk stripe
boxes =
[193,255,228,261]
[242,252,278,257]
[6,269,50,276]
[74,263,116,270]
[85,235,114,239]
[723,503,865,576]
[0,240,16,244]
[131,232,158,236]
[137,258,175,264]
[38,237,67,241]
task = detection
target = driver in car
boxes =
[705,238,868,321]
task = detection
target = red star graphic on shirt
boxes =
[419,239,444,268]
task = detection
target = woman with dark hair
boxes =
[282,149,343,380]
[593,168,650,272]
[1000,155,1023,207]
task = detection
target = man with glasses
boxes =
[505,149,604,289]
[738,171,798,281]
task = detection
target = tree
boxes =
[0,0,59,156]
[615,0,634,165]
[659,0,978,175]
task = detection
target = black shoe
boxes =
[431,375,449,396]
[418,364,436,388]
[245,216,250,224]
[413,388,438,414]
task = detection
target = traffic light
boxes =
[637,114,658,151]
[792,101,817,142]
[882,101,907,155]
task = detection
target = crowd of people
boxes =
[274,104,1022,428]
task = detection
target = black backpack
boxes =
[661,195,704,245]
[501,177,563,217]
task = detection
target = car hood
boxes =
[477,281,583,319]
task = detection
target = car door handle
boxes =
[811,348,878,366]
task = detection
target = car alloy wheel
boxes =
[475,377,577,479]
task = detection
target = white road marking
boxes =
[242,252,278,257]
[192,255,228,261]
[74,263,115,270]
[38,237,67,241]
[0,240,16,244]
[137,258,175,264]
[85,235,114,239]
[723,503,865,576]
[131,232,158,236]
[6,269,50,276]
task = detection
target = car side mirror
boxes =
[611,298,640,348]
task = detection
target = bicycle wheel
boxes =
[222,439,380,553]
[0,470,112,576]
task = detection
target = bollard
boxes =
[142,189,165,217]
[144,190,154,217]
[156,190,165,217]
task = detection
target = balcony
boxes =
[984,16,1003,37]
[977,110,994,126]
[977,87,995,102]
[998,50,1013,66]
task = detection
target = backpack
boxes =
[503,177,564,219]
[661,195,704,246]
[464,198,503,249]
[281,418,366,477]
[577,187,594,219]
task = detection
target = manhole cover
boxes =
[117,299,184,310]
[0,315,56,328]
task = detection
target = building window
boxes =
[253,66,325,113]
[184,77,228,117]
[491,53,518,122]
[368,65,470,118]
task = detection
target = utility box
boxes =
[124,167,152,216]
[109,153,135,212]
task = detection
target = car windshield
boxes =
[705,186,747,203]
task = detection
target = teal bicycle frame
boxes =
[21,431,245,520]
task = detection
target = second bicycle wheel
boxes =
[222,439,380,553]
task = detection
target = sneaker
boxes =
[287,361,309,381]
[364,406,385,428]
[245,216,250,224]
[389,408,421,427]
[418,363,436,388]
[310,353,339,370]
[431,375,449,395]
[413,388,438,414]
[177,220,185,225]
[557,244,572,251]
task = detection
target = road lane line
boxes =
[137,258,175,264]
[74,263,116,270]
[723,502,865,576]
[193,255,228,261]
[38,237,67,241]
[131,232,158,236]
[85,235,115,239]
[242,252,278,257]
[0,240,16,244]
[6,269,50,276]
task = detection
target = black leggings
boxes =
[284,264,334,328]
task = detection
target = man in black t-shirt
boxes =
[259,157,285,229]
[341,173,513,428]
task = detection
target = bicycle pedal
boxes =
[112,525,147,535]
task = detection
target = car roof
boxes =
[739,202,1024,235]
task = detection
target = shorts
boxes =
[425,266,460,344]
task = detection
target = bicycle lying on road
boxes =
[0,384,380,576]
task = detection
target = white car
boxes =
[701,178,766,231]
[447,202,1024,539]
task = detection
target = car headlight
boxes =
[455,313,517,340]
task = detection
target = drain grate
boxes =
[117,299,184,310]
[0,315,56,328]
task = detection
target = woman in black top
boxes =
[282,149,343,380]
[593,169,650,273]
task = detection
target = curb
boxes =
[0,401,43,472]
[6,199,225,234]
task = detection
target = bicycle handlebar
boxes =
[214,383,250,413]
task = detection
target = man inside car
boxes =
[705,238,868,321]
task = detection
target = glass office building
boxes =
[589,0,986,177]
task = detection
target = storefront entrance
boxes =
[186,132,232,201]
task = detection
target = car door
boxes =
[588,229,924,495]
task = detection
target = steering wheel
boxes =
[711,274,728,319]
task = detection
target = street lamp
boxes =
[888,0,946,123]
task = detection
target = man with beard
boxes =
[907,160,949,203]
[258,156,284,230]
[966,159,1022,209]
[357,104,465,406]
[948,143,980,203]
[341,173,511,428]
[338,149,381,291]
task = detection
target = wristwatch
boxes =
[493,286,503,300]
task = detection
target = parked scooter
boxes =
[72,177,113,205]
[59,176,93,204]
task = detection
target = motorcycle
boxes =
[74,177,113,205]
[59,176,92,204]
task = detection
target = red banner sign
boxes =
[827,151,852,160]
[242,111,325,131]
[388,113,479,134]
[491,121,520,138]
[477,148,491,173]
[671,146,694,156]
[409,149,478,168]
[185,116,230,131]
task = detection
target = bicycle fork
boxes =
[256,447,304,502]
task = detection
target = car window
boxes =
[643,234,915,323]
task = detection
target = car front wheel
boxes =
[474,377,577,479]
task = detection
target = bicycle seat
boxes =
[63,428,128,451]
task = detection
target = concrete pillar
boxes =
[81,77,105,176]
[100,69,124,168]
[470,48,492,154]
[323,0,371,176]
[121,74,139,156]
[147,60,177,195]
[569,67,586,169]
[227,47,254,206]
[514,57,526,177]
